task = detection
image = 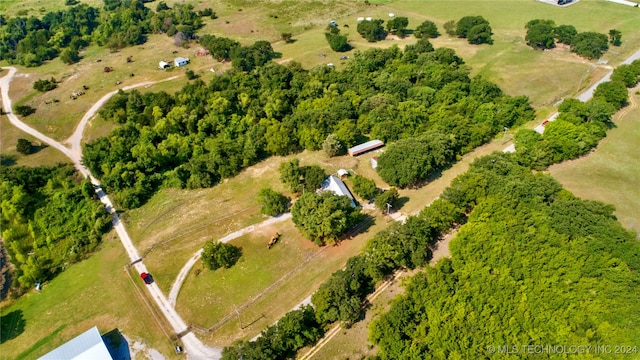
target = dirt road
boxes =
[1,67,220,360]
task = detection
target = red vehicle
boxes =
[542,119,550,126]
[140,272,154,285]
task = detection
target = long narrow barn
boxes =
[347,139,384,156]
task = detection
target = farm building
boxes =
[371,157,378,169]
[337,169,349,178]
[174,57,189,67]
[159,61,170,69]
[40,327,115,360]
[348,139,384,156]
[321,175,356,207]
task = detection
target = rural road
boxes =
[168,213,292,307]
[503,48,640,153]
[1,67,220,360]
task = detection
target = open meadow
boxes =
[0,233,180,360]
[549,86,640,233]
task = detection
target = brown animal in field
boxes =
[267,232,281,249]
[104,66,113,73]
[126,56,133,63]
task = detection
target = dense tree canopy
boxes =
[525,19,556,49]
[371,154,640,359]
[257,188,289,216]
[84,44,534,209]
[357,19,387,42]
[414,20,439,38]
[454,16,493,44]
[0,165,112,293]
[571,32,609,59]
[291,192,360,245]
[386,16,409,37]
[0,0,207,66]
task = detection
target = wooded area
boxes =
[0,165,112,296]
[0,0,205,66]
[85,43,535,208]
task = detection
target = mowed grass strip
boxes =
[0,234,179,360]
[549,87,640,233]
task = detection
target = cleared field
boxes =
[0,233,180,360]
[0,117,70,167]
[549,87,640,233]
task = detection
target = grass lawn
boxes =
[549,87,640,233]
[0,233,180,360]
[0,117,70,167]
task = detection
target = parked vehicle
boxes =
[140,272,154,285]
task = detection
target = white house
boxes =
[159,61,170,69]
[321,175,356,207]
[174,57,189,67]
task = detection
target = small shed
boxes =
[159,61,170,69]
[371,157,378,169]
[365,17,373,21]
[337,169,349,178]
[348,140,384,156]
[174,57,189,67]
[389,13,395,17]
[357,17,364,22]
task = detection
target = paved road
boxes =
[503,48,640,153]
[1,67,220,360]
[168,213,292,307]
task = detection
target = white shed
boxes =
[337,169,349,178]
[357,17,364,22]
[174,57,189,67]
[159,61,170,69]
[389,13,395,17]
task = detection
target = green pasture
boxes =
[0,234,180,360]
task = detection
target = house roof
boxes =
[40,327,113,360]
[348,140,384,156]
[322,175,355,207]
[174,57,189,62]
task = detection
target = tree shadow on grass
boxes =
[0,154,17,166]
[0,310,26,344]
[393,196,410,211]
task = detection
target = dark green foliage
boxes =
[221,306,323,360]
[386,16,409,37]
[84,45,533,209]
[443,20,456,35]
[0,243,11,300]
[571,31,609,59]
[609,29,622,46]
[65,0,80,5]
[553,24,577,44]
[593,80,629,109]
[156,1,170,11]
[59,48,80,64]
[351,174,378,201]
[258,188,289,216]
[325,31,350,52]
[377,135,454,188]
[14,105,35,116]
[312,255,376,325]
[33,77,57,92]
[230,40,276,71]
[199,35,240,61]
[281,32,293,43]
[357,19,387,42]
[279,158,302,193]
[15,139,33,155]
[0,1,205,66]
[370,155,640,359]
[201,241,242,270]
[611,61,640,88]
[185,69,198,80]
[374,187,399,212]
[291,192,360,245]
[414,20,439,38]
[455,16,492,44]
[525,19,556,49]
[0,165,112,292]
[322,134,345,157]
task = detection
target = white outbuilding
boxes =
[159,61,170,69]
[40,327,113,360]
[174,57,189,67]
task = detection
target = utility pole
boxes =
[503,126,509,138]
[386,203,392,215]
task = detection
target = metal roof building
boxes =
[321,175,356,207]
[347,140,384,156]
[39,327,113,360]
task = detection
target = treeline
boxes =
[85,43,534,209]
[198,36,276,72]
[370,153,640,358]
[514,60,640,169]
[0,0,206,66]
[525,19,619,59]
[0,165,112,295]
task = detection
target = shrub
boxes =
[201,241,242,270]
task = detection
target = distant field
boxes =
[0,234,180,360]
[549,87,640,233]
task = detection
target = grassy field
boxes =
[0,233,180,360]
[0,117,70,167]
[549,86,640,234]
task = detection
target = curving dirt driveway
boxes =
[1,67,220,360]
